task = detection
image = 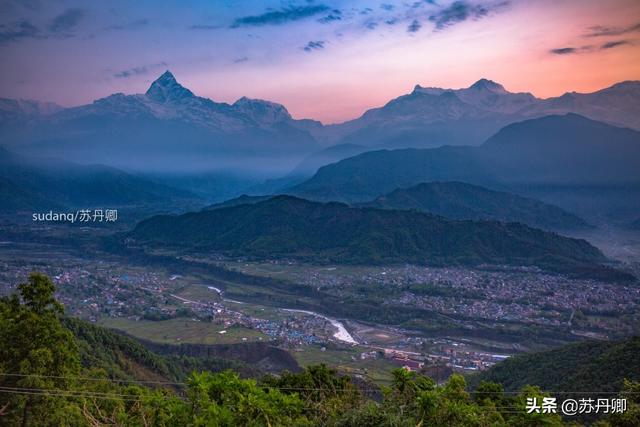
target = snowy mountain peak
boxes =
[469,78,506,92]
[232,96,292,124]
[412,85,446,96]
[145,70,194,103]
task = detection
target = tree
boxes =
[0,273,82,426]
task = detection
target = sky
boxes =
[1,0,639,124]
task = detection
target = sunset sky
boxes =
[1,0,639,123]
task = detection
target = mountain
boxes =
[0,98,63,124]
[244,143,372,195]
[0,71,320,173]
[204,194,273,210]
[126,195,622,277]
[324,79,640,150]
[470,336,640,394]
[291,114,640,206]
[288,143,370,176]
[522,80,640,130]
[2,76,638,174]
[359,182,591,231]
[0,146,201,215]
[481,113,640,185]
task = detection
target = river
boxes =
[282,309,358,345]
[206,285,357,344]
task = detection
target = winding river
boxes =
[206,285,357,344]
[282,309,358,345]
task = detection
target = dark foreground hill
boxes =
[127,195,625,278]
[470,336,640,394]
[360,182,591,231]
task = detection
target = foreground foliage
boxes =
[0,273,637,426]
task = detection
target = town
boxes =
[2,233,638,380]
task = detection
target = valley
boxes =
[1,219,638,386]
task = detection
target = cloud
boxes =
[550,47,577,55]
[601,40,630,49]
[113,61,167,78]
[233,56,249,63]
[428,1,508,31]
[407,19,422,33]
[318,9,342,24]
[365,21,378,30]
[303,40,325,52]
[380,3,395,11]
[549,40,629,55]
[584,22,640,37]
[0,20,39,43]
[49,8,84,33]
[231,5,330,28]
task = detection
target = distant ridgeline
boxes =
[291,114,640,204]
[127,195,632,281]
[357,181,592,231]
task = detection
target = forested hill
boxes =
[62,317,262,382]
[359,182,591,231]
[290,114,640,203]
[470,336,640,394]
[127,195,618,277]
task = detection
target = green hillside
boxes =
[126,195,624,278]
[470,336,640,394]
[62,317,260,383]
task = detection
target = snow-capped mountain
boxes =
[324,78,640,149]
[0,71,320,173]
[52,71,305,133]
[1,72,638,175]
[0,98,63,124]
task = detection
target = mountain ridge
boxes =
[291,114,640,205]
[125,194,629,280]
[359,181,591,231]
[2,74,639,174]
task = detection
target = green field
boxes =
[100,317,269,345]
[292,345,398,385]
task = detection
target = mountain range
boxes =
[127,194,624,278]
[1,72,639,177]
[358,182,591,231]
[207,180,591,232]
[290,114,640,222]
[0,71,321,173]
[318,78,640,151]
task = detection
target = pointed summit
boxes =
[469,78,506,92]
[146,70,194,103]
[156,70,178,85]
